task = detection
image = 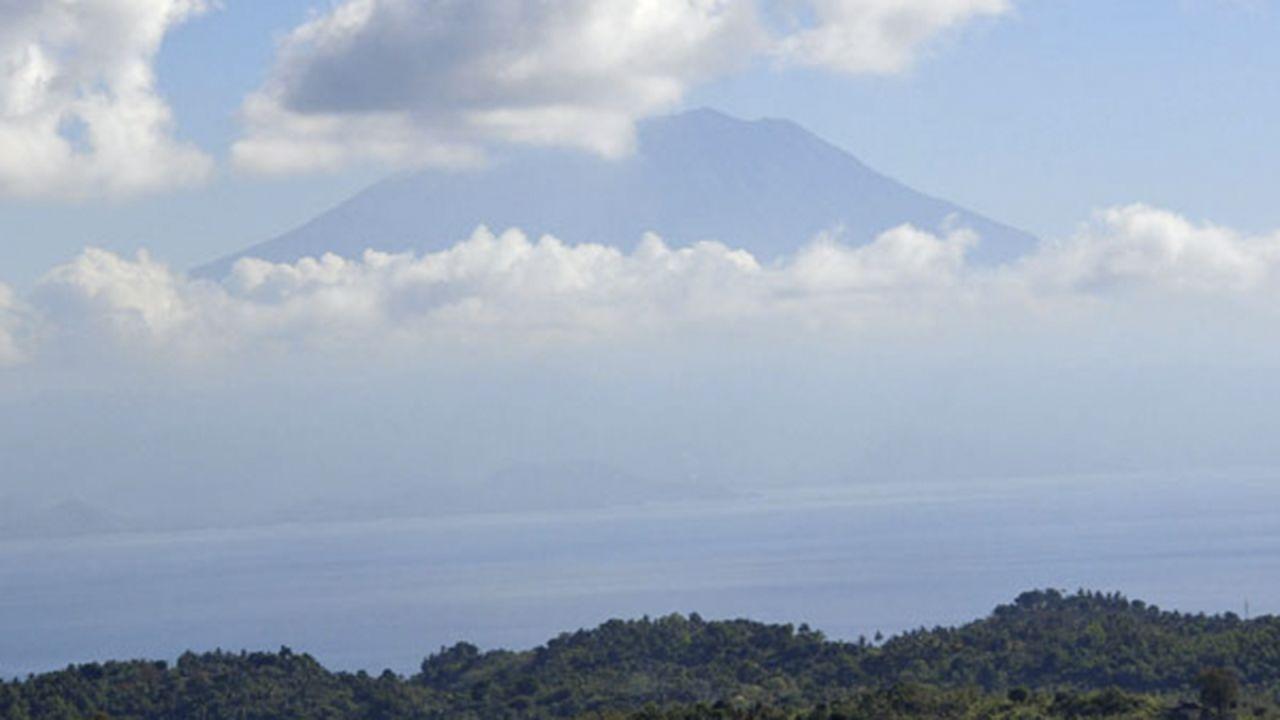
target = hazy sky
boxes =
[1,0,1278,285]
[4,0,1280,526]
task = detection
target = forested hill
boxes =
[4,590,1279,719]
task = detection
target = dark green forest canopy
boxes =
[4,590,1280,719]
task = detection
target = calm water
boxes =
[2,471,1279,678]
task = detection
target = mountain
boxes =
[196,109,1037,278]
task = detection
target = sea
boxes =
[2,470,1279,678]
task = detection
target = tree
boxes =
[1196,667,1240,719]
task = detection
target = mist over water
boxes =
[6,344,1280,531]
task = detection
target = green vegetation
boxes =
[3,590,1279,719]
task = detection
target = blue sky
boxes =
[2,0,1278,287]
[700,1,1280,239]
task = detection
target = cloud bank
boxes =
[7,204,1280,517]
[0,0,213,199]
[235,0,1013,174]
[5,204,1280,370]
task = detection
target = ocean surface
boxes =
[2,470,1279,678]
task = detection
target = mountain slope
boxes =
[196,109,1037,278]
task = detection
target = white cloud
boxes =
[0,0,1018,191]
[791,224,975,291]
[12,205,1280,369]
[34,247,201,341]
[233,0,1014,175]
[775,0,1011,74]
[1024,205,1280,295]
[233,0,763,174]
[26,224,978,364]
[0,282,24,366]
[0,0,213,199]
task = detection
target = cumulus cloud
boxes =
[1025,205,1280,294]
[23,223,985,365]
[7,204,1280,370]
[0,0,213,199]
[775,0,1011,74]
[233,0,1014,175]
[791,224,975,292]
[233,0,762,173]
[0,0,1016,192]
[33,247,208,345]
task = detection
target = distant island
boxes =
[2,589,1274,719]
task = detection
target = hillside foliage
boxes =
[3,590,1279,719]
